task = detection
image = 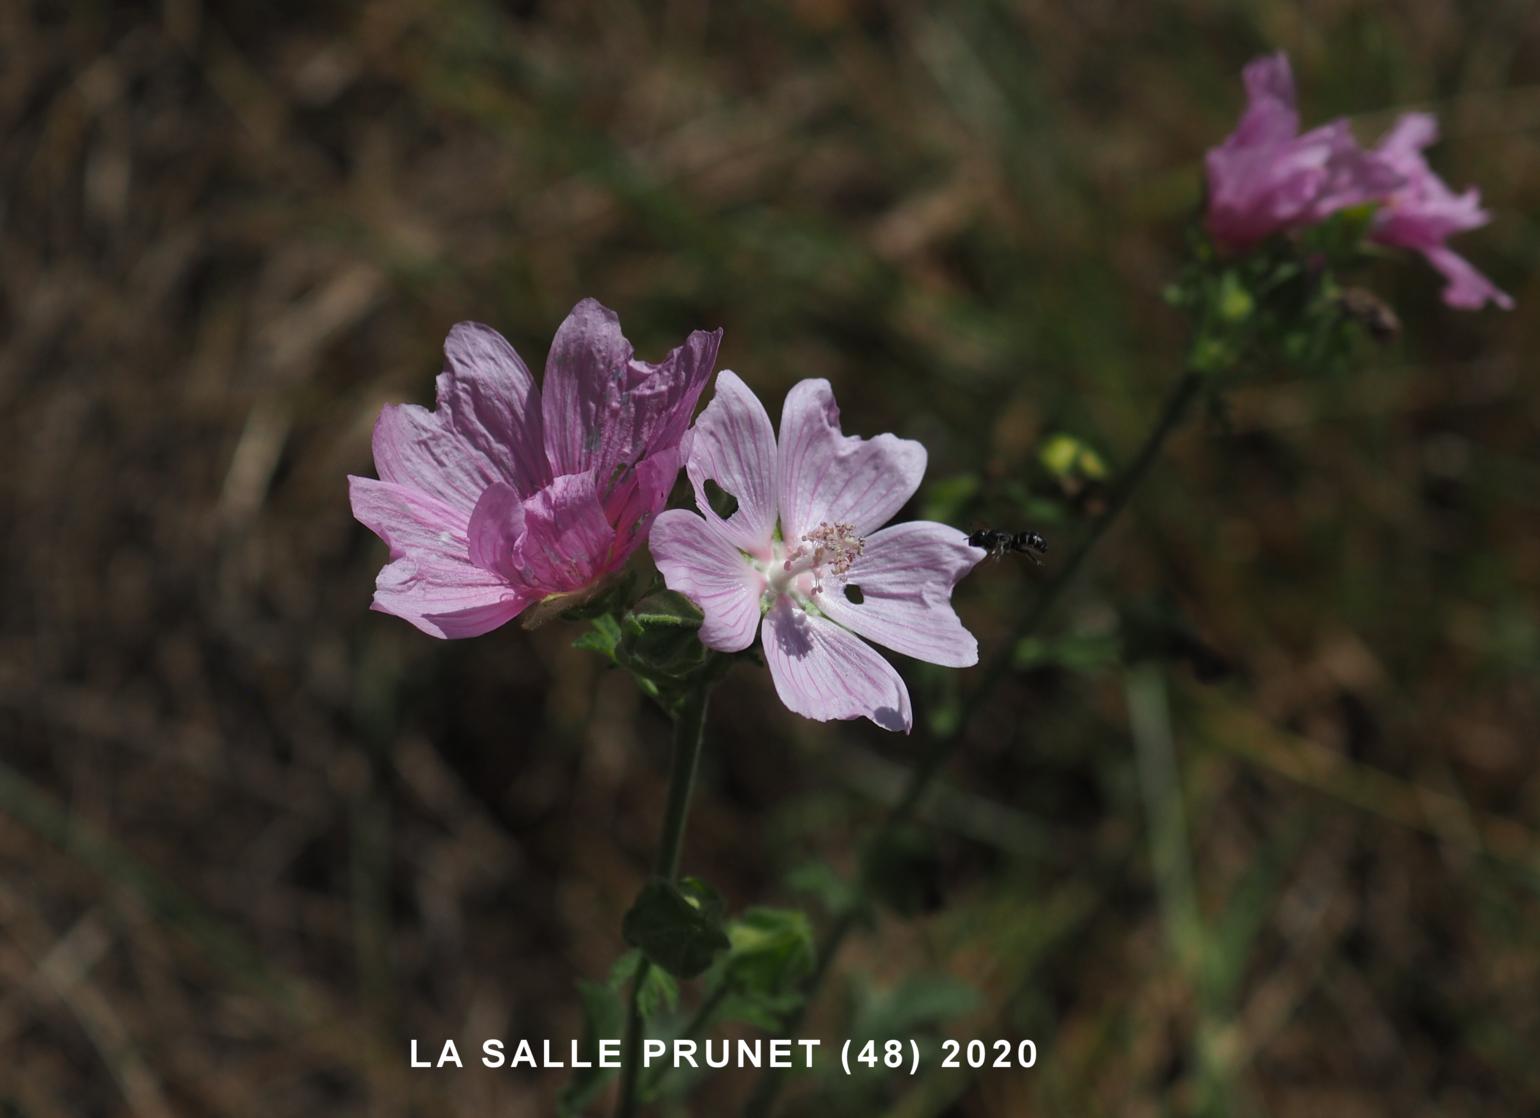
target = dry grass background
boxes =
[2,1,1538,1115]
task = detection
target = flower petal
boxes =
[650,510,765,653]
[513,472,618,594]
[1423,246,1514,311]
[467,481,525,580]
[777,379,926,542]
[348,476,527,638]
[603,443,684,562]
[1204,53,1404,250]
[1234,51,1299,146]
[761,599,912,732]
[1299,120,1404,222]
[540,298,720,496]
[1377,112,1438,164]
[817,521,982,667]
[372,322,548,515]
[685,370,778,557]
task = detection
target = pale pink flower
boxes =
[349,300,720,637]
[649,372,983,733]
[1369,113,1513,311]
[1205,52,1400,250]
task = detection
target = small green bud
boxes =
[1039,432,1109,482]
[1217,273,1254,322]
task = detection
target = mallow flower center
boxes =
[760,520,864,602]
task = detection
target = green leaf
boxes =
[725,907,815,993]
[573,614,622,658]
[622,879,730,979]
[690,908,815,1033]
[607,949,683,1019]
[636,965,680,1018]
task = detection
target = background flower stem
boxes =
[744,368,1206,1117]
[614,681,713,1118]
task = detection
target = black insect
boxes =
[1334,286,1402,343]
[967,529,1049,563]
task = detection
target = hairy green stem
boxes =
[614,684,712,1118]
[744,369,1205,1117]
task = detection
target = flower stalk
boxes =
[614,679,713,1118]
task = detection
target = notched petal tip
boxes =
[778,377,928,539]
[685,368,779,553]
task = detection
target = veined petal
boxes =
[372,323,548,515]
[817,521,982,668]
[467,481,525,580]
[777,379,926,542]
[650,509,765,653]
[686,370,778,557]
[514,472,618,595]
[348,476,526,638]
[761,599,912,733]
[541,299,632,477]
[541,298,720,495]
[603,444,684,563]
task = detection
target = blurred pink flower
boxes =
[349,300,720,637]
[1205,52,1400,250]
[1368,113,1513,310]
[650,372,983,733]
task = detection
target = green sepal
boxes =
[621,591,707,678]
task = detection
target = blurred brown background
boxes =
[2,1,1537,1115]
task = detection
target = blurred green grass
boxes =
[1,1,1537,1115]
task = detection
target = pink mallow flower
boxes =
[1368,113,1513,311]
[1205,52,1400,251]
[349,300,720,637]
[649,372,983,733]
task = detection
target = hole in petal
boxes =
[703,478,739,520]
[843,584,864,604]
